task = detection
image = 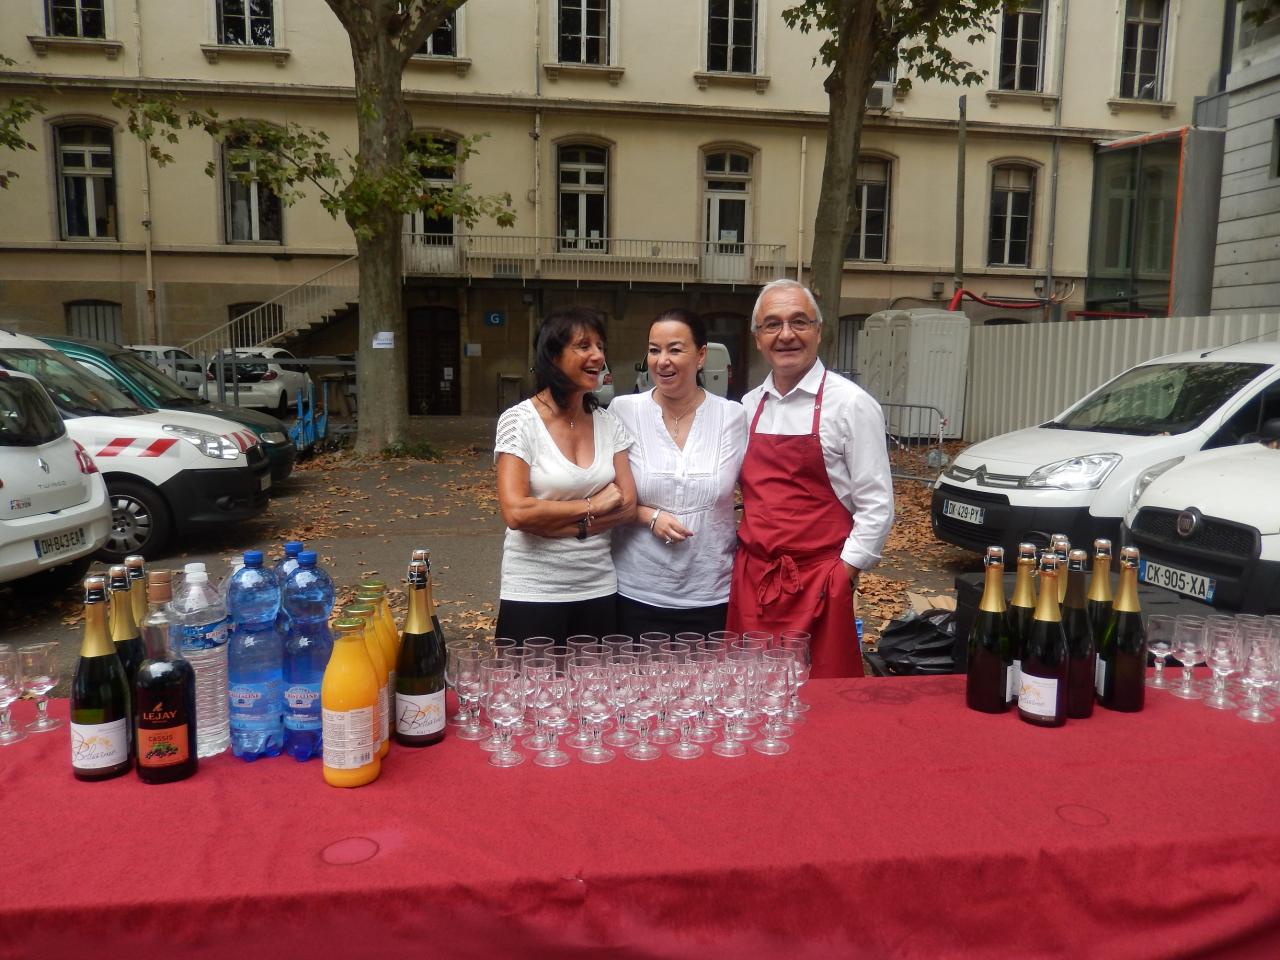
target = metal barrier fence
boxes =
[881,402,949,483]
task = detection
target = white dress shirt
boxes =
[610,390,747,608]
[740,360,894,572]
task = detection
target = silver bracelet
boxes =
[648,509,661,531]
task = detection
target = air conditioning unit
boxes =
[866,82,894,111]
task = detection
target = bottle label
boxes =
[179,618,230,650]
[1008,660,1021,702]
[284,683,321,712]
[138,725,191,768]
[70,718,129,770]
[1018,674,1059,719]
[379,685,389,740]
[229,680,282,721]
[396,690,446,737]
[322,706,376,769]
[1095,658,1107,697]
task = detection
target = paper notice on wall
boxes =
[372,332,394,349]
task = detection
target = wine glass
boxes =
[727,649,760,738]
[625,665,661,761]
[521,657,555,751]
[0,646,27,747]
[1169,615,1206,700]
[1145,615,1176,689]
[452,648,489,742]
[577,669,615,764]
[658,641,691,663]
[687,651,720,742]
[648,653,679,744]
[1204,623,1242,710]
[481,664,525,767]
[666,663,704,760]
[778,634,812,721]
[445,640,476,727]
[1238,650,1274,723]
[638,632,671,658]
[566,655,599,749]
[752,657,792,755]
[710,662,748,758]
[19,643,61,733]
[603,663,639,748]
[533,672,573,768]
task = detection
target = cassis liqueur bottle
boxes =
[1062,549,1096,720]
[135,570,199,784]
[108,564,146,691]
[1006,543,1038,704]
[71,576,132,781]
[1018,555,1069,728]
[1097,546,1146,713]
[1086,539,1114,647]
[395,560,447,747]
[966,546,1012,713]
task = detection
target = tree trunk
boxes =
[809,1,880,367]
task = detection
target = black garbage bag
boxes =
[869,608,958,676]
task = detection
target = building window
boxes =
[559,0,608,65]
[998,1,1044,91]
[845,157,890,262]
[66,300,123,343]
[406,136,456,245]
[217,0,274,47]
[704,151,751,252]
[558,144,607,250]
[708,0,757,73]
[46,0,105,38]
[223,143,283,243]
[1239,0,1280,50]
[1120,0,1166,100]
[988,164,1035,267]
[418,12,456,56]
[55,125,116,240]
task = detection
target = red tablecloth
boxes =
[3,676,1279,960]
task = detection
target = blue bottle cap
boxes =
[284,541,304,556]
[298,550,318,566]
[243,550,264,567]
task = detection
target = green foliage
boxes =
[379,439,441,460]
[0,53,47,189]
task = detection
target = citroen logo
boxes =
[37,457,50,474]
[1176,508,1201,538]
[973,465,987,484]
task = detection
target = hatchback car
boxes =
[0,369,111,589]
[125,344,204,392]
[203,346,312,417]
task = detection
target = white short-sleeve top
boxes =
[609,390,747,608]
[494,400,634,603]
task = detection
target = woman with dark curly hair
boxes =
[494,305,637,644]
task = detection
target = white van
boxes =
[634,342,733,397]
[931,343,1280,556]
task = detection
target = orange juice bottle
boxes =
[321,618,381,787]
[360,580,400,655]
[347,603,390,759]
[357,584,401,683]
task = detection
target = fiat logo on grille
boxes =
[1176,509,1201,538]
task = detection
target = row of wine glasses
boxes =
[0,643,62,746]
[443,632,812,767]
[1146,613,1280,723]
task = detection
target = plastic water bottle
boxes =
[170,562,231,758]
[275,540,304,587]
[226,550,285,761]
[281,550,335,761]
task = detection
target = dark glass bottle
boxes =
[966,546,1012,714]
[70,576,133,781]
[1007,542,1037,705]
[1062,549,1095,719]
[395,560,447,747]
[125,554,147,628]
[1018,555,1069,727]
[1086,539,1114,646]
[411,548,447,642]
[108,564,145,689]
[135,571,199,783]
[1051,534,1071,604]
[1098,546,1147,712]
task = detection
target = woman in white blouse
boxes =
[494,306,637,644]
[610,309,747,637]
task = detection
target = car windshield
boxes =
[0,377,66,446]
[1051,361,1269,436]
[0,348,142,417]
[110,349,197,404]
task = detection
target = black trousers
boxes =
[616,594,729,639]
[494,594,618,646]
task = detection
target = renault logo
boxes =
[1176,508,1201,538]
[37,457,50,474]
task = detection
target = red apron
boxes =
[727,373,863,678]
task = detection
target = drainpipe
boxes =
[796,135,807,280]
[528,0,543,384]
[1043,0,1070,322]
[135,0,157,341]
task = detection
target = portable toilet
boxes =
[856,309,969,439]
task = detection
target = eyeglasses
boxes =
[757,317,816,335]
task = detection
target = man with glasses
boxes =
[726,279,894,677]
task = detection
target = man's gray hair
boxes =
[750,278,824,332]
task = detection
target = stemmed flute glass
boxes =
[452,648,490,741]
[1204,624,1241,710]
[711,661,749,758]
[0,646,27,746]
[532,672,573,767]
[779,632,812,715]
[19,643,61,733]
[752,656,793,755]
[1169,616,1206,701]
[1144,615,1175,690]
[625,664,661,761]
[481,662,525,767]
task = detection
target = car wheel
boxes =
[99,479,173,562]
[21,554,93,595]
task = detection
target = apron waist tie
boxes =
[756,554,801,610]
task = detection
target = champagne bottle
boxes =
[411,548,447,642]
[966,546,1012,714]
[1062,549,1095,720]
[1098,546,1146,712]
[1007,542,1037,704]
[1051,534,1071,604]
[1018,555,1068,727]
[125,554,147,627]
[135,571,198,784]
[1086,539,1113,644]
[347,602,390,759]
[70,576,132,781]
[322,617,382,788]
[395,560,447,746]
[108,564,145,689]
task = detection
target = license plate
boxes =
[1140,559,1216,602]
[34,527,86,560]
[259,474,271,492]
[942,499,985,525]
